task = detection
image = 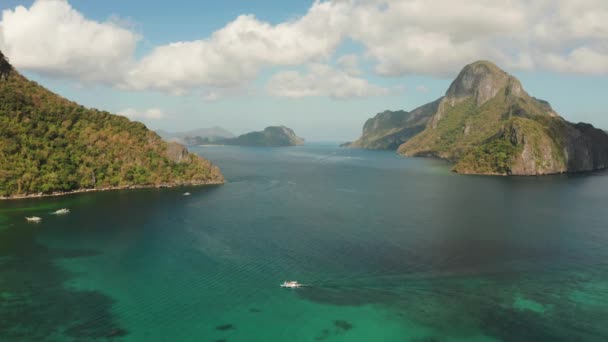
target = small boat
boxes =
[183,192,191,196]
[25,216,42,222]
[53,208,70,215]
[280,280,302,288]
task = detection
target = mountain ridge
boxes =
[351,60,608,175]
[157,126,235,146]
[347,99,441,150]
[220,126,304,147]
[0,52,223,198]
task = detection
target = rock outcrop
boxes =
[396,61,608,175]
[351,60,608,175]
[220,126,304,147]
[347,99,440,150]
[166,142,190,163]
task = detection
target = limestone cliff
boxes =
[347,100,440,150]
[352,60,608,175]
[397,61,608,175]
[220,126,304,147]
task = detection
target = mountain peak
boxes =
[220,125,304,147]
[445,60,524,106]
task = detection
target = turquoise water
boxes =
[1,143,607,341]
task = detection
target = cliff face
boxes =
[0,52,223,197]
[221,126,304,147]
[348,99,440,150]
[397,60,608,175]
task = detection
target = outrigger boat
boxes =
[53,208,70,215]
[280,280,302,288]
[183,192,191,196]
[25,216,42,222]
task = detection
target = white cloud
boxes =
[121,1,350,93]
[119,108,165,120]
[0,0,139,83]
[337,54,361,76]
[541,48,608,75]
[267,63,388,99]
[1,0,607,97]
[339,0,608,76]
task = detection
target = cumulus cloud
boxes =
[119,108,165,120]
[121,1,350,93]
[267,63,388,99]
[336,54,361,76]
[341,0,608,76]
[0,0,139,83]
[1,0,607,96]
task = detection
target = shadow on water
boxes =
[0,223,126,341]
[296,270,608,341]
[313,319,354,341]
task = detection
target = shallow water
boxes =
[1,143,607,341]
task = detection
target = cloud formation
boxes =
[344,0,608,76]
[267,63,388,99]
[120,2,349,93]
[1,0,607,97]
[0,0,139,83]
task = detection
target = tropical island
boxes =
[0,51,223,199]
[156,127,235,146]
[346,61,608,175]
[215,126,304,147]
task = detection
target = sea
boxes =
[1,143,607,341]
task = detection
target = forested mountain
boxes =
[220,126,304,147]
[350,61,608,175]
[0,52,223,198]
[157,127,234,145]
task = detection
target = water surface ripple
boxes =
[1,143,607,341]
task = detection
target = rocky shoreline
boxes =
[0,180,224,201]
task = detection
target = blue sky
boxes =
[1,0,607,141]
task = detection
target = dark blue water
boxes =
[1,143,607,341]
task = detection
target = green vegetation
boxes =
[395,60,608,175]
[348,99,440,150]
[454,137,521,175]
[399,88,514,159]
[400,89,567,174]
[221,126,304,147]
[0,57,222,197]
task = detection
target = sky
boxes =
[1,0,607,141]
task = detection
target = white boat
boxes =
[183,192,191,196]
[25,216,42,222]
[53,208,70,215]
[280,280,302,288]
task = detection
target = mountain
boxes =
[0,52,223,198]
[350,60,608,175]
[397,61,608,175]
[157,127,234,145]
[346,100,440,150]
[221,126,304,147]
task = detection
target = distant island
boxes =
[156,127,234,146]
[346,61,608,176]
[0,51,223,199]
[217,126,304,147]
